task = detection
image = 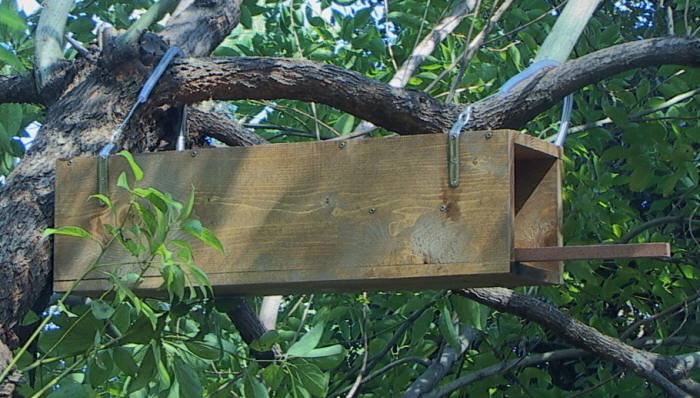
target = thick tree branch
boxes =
[156,37,700,136]
[0,60,76,106]
[456,288,698,397]
[188,107,268,146]
[159,0,241,57]
[34,0,72,90]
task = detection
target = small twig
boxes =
[566,371,622,398]
[448,0,515,103]
[565,87,700,136]
[64,33,90,57]
[617,216,686,244]
[334,357,431,395]
[429,0,513,96]
[423,349,586,398]
[346,292,369,398]
[268,102,341,137]
[620,291,700,340]
[244,123,326,139]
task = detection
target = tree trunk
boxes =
[0,1,242,390]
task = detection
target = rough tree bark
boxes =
[0,0,242,393]
[0,0,699,395]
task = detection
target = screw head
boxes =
[66,160,73,166]
[338,141,347,148]
[440,205,448,212]
[191,150,198,157]
[484,132,493,139]
[368,208,376,214]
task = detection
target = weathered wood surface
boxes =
[513,243,670,262]
[54,130,561,295]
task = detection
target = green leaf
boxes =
[181,219,203,236]
[288,323,324,357]
[87,350,113,387]
[117,171,130,191]
[20,310,39,326]
[181,185,196,220]
[628,166,651,191]
[603,105,629,126]
[298,344,344,358]
[439,303,461,352]
[0,103,23,135]
[91,299,115,320]
[0,7,27,32]
[174,357,202,397]
[128,346,156,393]
[118,150,144,181]
[333,114,355,135]
[262,364,283,390]
[134,202,157,235]
[452,295,489,330]
[244,371,270,398]
[199,227,224,253]
[42,226,93,239]
[240,4,252,28]
[185,340,221,360]
[290,361,329,397]
[181,220,224,253]
[0,44,26,72]
[89,194,114,211]
[46,383,93,398]
[114,347,139,376]
[250,330,280,351]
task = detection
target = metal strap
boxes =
[448,106,472,188]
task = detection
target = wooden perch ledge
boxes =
[514,243,671,262]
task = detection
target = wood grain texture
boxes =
[514,243,670,262]
[512,139,563,277]
[54,130,562,295]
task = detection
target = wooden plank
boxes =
[513,243,670,262]
[54,130,538,294]
[513,149,562,276]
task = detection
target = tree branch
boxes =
[120,0,179,46]
[402,326,478,398]
[156,37,700,136]
[353,0,474,135]
[188,107,268,146]
[456,288,696,397]
[618,216,688,244]
[0,60,76,106]
[159,0,242,57]
[621,291,700,340]
[423,348,586,398]
[568,87,700,135]
[34,0,73,90]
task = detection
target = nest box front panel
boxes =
[54,132,531,295]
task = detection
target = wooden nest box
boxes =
[53,130,669,295]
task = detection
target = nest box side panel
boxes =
[512,135,563,279]
[54,132,517,295]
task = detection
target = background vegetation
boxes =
[0,0,698,396]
